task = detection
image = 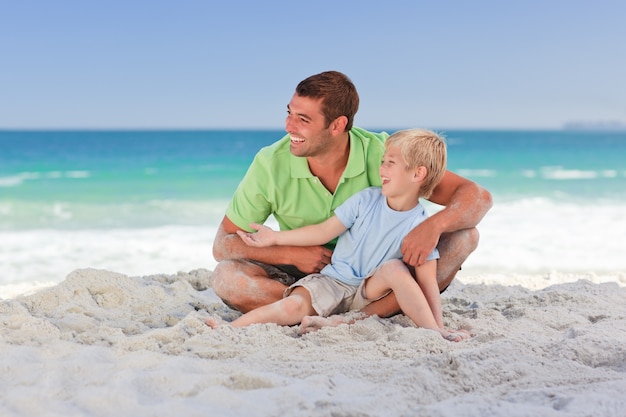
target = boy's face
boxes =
[380,145,416,197]
[285,94,335,158]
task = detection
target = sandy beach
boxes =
[1,268,625,416]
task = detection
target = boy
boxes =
[207,129,469,342]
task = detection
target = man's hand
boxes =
[282,245,333,274]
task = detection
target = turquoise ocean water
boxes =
[1,129,625,295]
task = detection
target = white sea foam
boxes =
[541,167,598,180]
[425,197,625,276]
[0,170,91,187]
[0,172,40,187]
[0,199,230,229]
[456,169,497,177]
[538,166,626,180]
[460,198,626,274]
[0,226,219,299]
[2,199,625,299]
[64,170,90,178]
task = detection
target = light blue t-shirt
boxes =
[321,187,439,286]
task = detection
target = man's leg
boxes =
[212,259,293,313]
[435,227,480,291]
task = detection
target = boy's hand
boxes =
[236,223,277,247]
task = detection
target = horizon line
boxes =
[2,125,625,132]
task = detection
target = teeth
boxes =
[290,136,305,143]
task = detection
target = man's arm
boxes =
[212,215,333,274]
[401,170,493,267]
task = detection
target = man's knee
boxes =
[211,259,242,300]
[463,227,480,253]
[436,228,480,289]
[441,227,480,256]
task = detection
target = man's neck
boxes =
[307,131,350,194]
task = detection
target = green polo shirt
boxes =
[226,127,388,249]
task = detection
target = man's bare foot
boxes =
[298,312,367,335]
[205,316,226,329]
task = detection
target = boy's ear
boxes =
[412,166,427,182]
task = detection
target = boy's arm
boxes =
[415,260,444,329]
[237,215,347,248]
[213,215,333,275]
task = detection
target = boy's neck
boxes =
[385,192,421,212]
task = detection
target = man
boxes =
[211,71,493,317]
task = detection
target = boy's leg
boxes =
[299,260,418,330]
[228,286,316,327]
[356,229,478,319]
[299,311,367,335]
[362,260,440,331]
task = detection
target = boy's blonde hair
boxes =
[385,128,447,199]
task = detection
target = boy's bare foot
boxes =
[298,312,366,335]
[442,329,471,342]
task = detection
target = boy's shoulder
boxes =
[351,186,383,203]
[358,186,383,195]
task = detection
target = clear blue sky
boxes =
[1,1,624,130]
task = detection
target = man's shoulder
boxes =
[350,127,389,145]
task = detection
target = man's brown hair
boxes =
[295,71,359,131]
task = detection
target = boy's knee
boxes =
[281,295,309,316]
[379,259,407,276]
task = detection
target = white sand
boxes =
[1,268,625,417]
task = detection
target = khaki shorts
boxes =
[285,274,357,317]
[349,268,392,311]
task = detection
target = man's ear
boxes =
[330,116,348,135]
[413,166,427,182]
